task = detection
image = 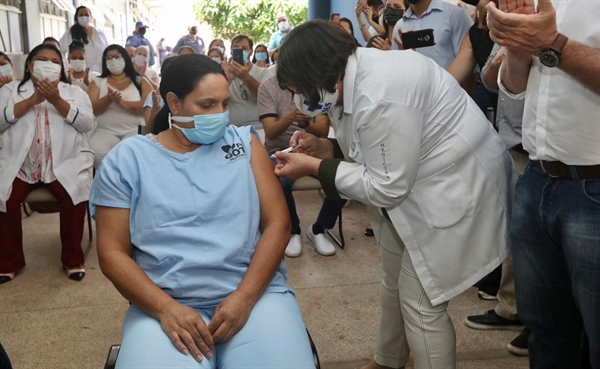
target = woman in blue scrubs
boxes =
[90,54,315,368]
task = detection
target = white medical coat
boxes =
[0,80,95,212]
[329,48,518,306]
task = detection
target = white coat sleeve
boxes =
[65,87,95,133]
[333,101,424,208]
[59,31,71,57]
[0,81,18,132]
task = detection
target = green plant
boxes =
[193,0,308,45]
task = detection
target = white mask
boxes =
[70,59,86,73]
[0,64,12,77]
[216,46,225,54]
[78,16,91,28]
[134,54,148,67]
[32,60,62,82]
[211,57,222,64]
[106,57,126,74]
[279,21,290,32]
[294,89,339,117]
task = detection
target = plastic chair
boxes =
[22,187,94,258]
[291,176,345,249]
[104,328,321,369]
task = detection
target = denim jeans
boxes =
[270,155,346,234]
[510,162,600,369]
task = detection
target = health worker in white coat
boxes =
[0,44,95,285]
[274,21,518,369]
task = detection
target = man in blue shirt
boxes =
[392,0,472,69]
[126,21,156,66]
[172,25,205,55]
[267,14,292,57]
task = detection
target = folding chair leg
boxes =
[325,210,345,249]
[23,203,32,217]
[84,204,93,259]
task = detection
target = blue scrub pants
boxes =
[115,291,315,368]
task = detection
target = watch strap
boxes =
[550,33,569,54]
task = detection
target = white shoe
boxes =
[307,224,336,256]
[285,234,302,257]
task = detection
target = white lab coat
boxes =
[0,80,95,212]
[329,48,518,306]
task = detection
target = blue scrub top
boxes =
[90,126,292,308]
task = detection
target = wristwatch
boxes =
[298,120,310,128]
[539,33,569,68]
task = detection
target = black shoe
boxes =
[465,310,524,330]
[364,228,374,237]
[507,328,529,356]
[0,275,13,285]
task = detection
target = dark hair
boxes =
[70,6,91,45]
[277,20,357,109]
[207,48,224,61]
[251,44,268,64]
[43,37,60,47]
[177,45,196,55]
[99,44,141,94]
[208,39,224,50]
[231,34,254,51]
[0,51,12,64]
[340,17,362,47]
[153,54,227,134]
[368,0,385,7]
[68,40,86,56]
[160,56,176,75]
[18,44,69,92]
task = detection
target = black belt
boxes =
[511,144,528,157]
[531,160,600,179]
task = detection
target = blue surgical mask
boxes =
[169,111,229,144]
[242,50,250,63]
[255,52,268,61]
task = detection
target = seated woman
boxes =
[252,44,269,67]
[0,44,95,284]
[90,54,315,369]
[208,39,226,55]
[0,52,15,88]
[67,40,100,92]
[133,45,160,90]
[142,57,175,134]
[87,44,151,167]
[207,48,225,64]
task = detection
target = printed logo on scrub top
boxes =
[303,99,333,114]
[222,143,248,163]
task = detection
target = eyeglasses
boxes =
[106,55,123,61]
[239,82,248,101]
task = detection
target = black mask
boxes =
[190,27,198,35]
[383,8,404,25]
[408,0,421,4]
[138,27,147,36]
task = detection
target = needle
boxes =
[270,139,304,159]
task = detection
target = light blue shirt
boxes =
[141,92,164,113]
[90,126,292,308]
[392,0,473,69]
[268,30,288,50]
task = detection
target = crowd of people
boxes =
[0,0,597,368]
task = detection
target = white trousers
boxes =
[368,206,456,369]
[90,130,137,168]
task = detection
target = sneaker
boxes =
[465,310,524,331]
[507,328,529,356]
[478,291,498,300]
[285,234,302,258]
[307,224,336,256]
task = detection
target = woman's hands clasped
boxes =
[207,290,254,343]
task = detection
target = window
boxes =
[0,1,23,52]
[40,14,66,41]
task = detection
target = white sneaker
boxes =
[307,224,336,256]
[285,234,302,257]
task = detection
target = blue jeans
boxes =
[116,292,315,368]
[270,155,346,234]
[510,162,600,369]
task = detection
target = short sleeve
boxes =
[142,92,154,112]
[89,141,139,218]
[257,79,278,120]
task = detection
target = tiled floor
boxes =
[0,191,528,368]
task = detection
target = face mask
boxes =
[0,64,12,77]
[138,27,147,36]
[190,27,198,35]
[294,89,339,117]
[243,50,250,63]
[169,111,229,145]
[408,0,421,4]
[216,46,225,54]
[279,21,290,32]
[32,60,62,82]
[383,8,405,25]
[106,57,126,74]
[211,57,222,64]
[70,59,86,72]
[78,16,91,28]
[255,52,268,61]
[134,54,147,67]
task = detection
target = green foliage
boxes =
[193,0,308,45]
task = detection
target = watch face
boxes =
[540,50,560,67]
